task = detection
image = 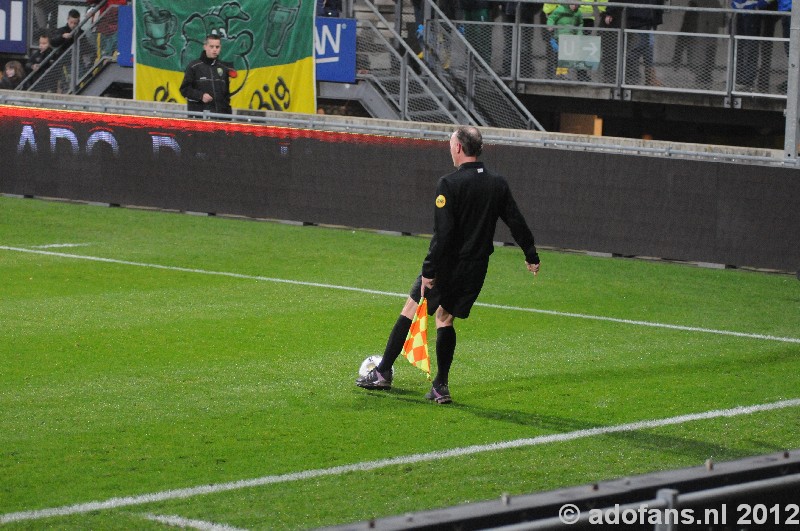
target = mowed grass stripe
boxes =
[2,198,798,528]
[1,245,797,345]
[2,398,798,524]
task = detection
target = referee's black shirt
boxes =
[422,161,539,280]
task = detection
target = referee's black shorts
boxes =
[409,259,489,319]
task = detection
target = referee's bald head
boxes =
[453,126,482,157]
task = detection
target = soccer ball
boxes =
[359,355,393,378]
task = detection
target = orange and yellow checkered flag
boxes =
[402,298,431,379]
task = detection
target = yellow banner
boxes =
[135,58,316,114]
[135,63,183,104]
[134,0,316,114]
[237,58,316,113]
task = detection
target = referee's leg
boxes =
[375,296,418,374]
[433,307,456,387]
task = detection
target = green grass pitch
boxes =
[1,196,798,529]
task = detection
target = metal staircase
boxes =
[417,0,543,130]
[16,4,122,97]
[349,0,544,130]
[346,0,472,125]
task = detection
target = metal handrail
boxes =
[354,0,473,124]
[422,0,545,130]
[16,0,109,93]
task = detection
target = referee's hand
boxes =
[526,261,540,276]
[421,276,435,297]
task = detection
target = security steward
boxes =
[180,34,233,115]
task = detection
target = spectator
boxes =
[548,4,583,40]
[579,0,608,31]
[49,8,97,92]
[778,0,791,92]
[438,0,459,19]
[672,0,725,87]
[411,0,426,51]
[460,0,492,63]
[548,3,583,77]
[87,0,128,57]
[778,0,791,45]
[32,0,58,46]
[50,9,82,51]
[86,0,127,15]
[503,2,540,27]
[545,0,603,79]
[1,60,25,89]
[317,0,341,16]
[501,1,541,77]
[460,0,491,25]
[605,0,664,85]
[25,33,55,77]
[731,0,772,90]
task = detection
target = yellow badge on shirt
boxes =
[436,195,446,208]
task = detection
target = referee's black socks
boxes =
[376,315,412,374]
[434,325,456,387]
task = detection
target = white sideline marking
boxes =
[2,398,799,524]
[30,243,93,249]
[477,302,800,344]
[142,513,246,531]
[1,245,798,344]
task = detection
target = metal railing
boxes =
[387,0,792,101]
[417,0,545,130]
[353,0,473,125]
[383,0,798,156]
[18,2,118,95]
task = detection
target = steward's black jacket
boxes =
[179,52,232,114]
[422,161,539,279]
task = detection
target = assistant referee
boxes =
[356,126,540,403]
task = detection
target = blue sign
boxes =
[117,5,134,67]
[0,0,26,54]
[314,17,356,83]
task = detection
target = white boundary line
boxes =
[30,243,93,249]
[142,513,247,531]
[2,398,799,524]
[1,245,798,344]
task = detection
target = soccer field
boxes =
[1,196,798,530]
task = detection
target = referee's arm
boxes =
[422,179,455,279]
[500,183,540,271]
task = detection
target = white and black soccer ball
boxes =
[359,355,393,378]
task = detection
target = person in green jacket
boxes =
[545,0,606,30]
[547,4,583,77]
[547,3,583,37]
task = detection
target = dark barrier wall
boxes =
[492,146,800,271]
[2,105,798,271]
